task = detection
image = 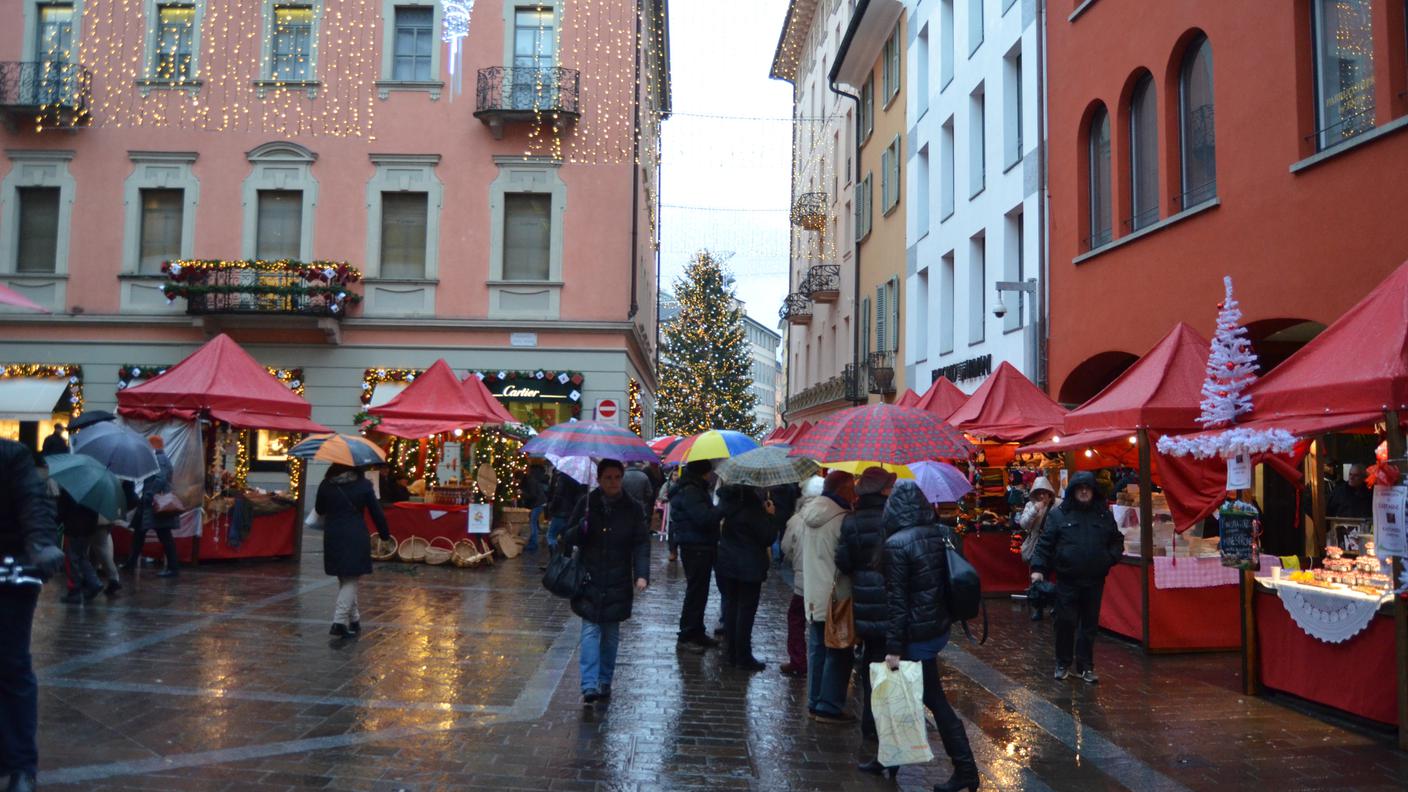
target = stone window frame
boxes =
[1,149,77,277]
[361,153,441,316]
[487,155,566,320]
[254,0,323,98]
[21,0,85,62]
[137,0,205,95]
[502,0,564,68]
[122,151,199,275]
[240,141,318,260]
[376,0,444,100]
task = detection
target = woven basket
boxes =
[490,528,524,559]
[370,534,399,561]
[499,507,531,538]
[425,536,454,566]
[397,535,430,563]
[451,539,480,568]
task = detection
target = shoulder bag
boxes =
[943,534,988,645]
[542,546,588,599]
[153,492,185,514]
[823,581,856,649]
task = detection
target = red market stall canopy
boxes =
[117,334,327,432]
[913,376,968,419]
[368,359,506,438]
[764,420,812,446]
[461,374,516,424]
[947,362,1065,443]
[896,389,920,408]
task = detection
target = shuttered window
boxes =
[138,188,183,274]
[503,193,551,281]
[380,192,428,278]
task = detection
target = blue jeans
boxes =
[524,505,545,550]
[807,621,853,716]
[547,514,570,549]
[579,619,621,694]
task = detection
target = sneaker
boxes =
[329,623,350,637]
[1080,669,1099,684]
[582,690,600,705]
[1053,664,1069,680]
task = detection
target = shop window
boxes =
[1179,35,1216,207]
[503,193,551,281]
[255,190,303,260]
[1311,0,1375,150]
[379,192,428,278]
[16,187,60,273]
[392,6,434,81]
[1087,104,1112,248]
[138,188,183,274]
[1128,73,1159,231]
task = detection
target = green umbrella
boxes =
[45,453,125,521]
[714,445,820,488]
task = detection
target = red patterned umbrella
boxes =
[788,403,973,464]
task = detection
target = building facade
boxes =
[834,0,907,405]
[0,0,669,448]
[904,0,1044,397]
[742,313,783,431]
[772,0,861,424]
[1047,0,1408,404]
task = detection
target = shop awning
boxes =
[368,359,505,438]
[0,376,68,421]
[208,409,329,433]
[946,362,1066,443]
[367,381,410,408]
[913,377,968,419]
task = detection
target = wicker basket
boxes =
[370,534,399,561]
[499,507,531,538]
[397,535,430,563]
[451,539,480,568]
[425,536,454,566]
[490,528,525,559]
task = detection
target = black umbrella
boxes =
[68,410,116,432]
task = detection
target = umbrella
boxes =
[789,403,974,465]
[648,435,682,454]
[825,460,915,479]
[68,410,117,432]
[44,453,124,520]
[663,430,759,466]
[70,421,160,482]
[908,461,974,504]
[714,445,819,487]
[521,420,658,463]
[0,283,49,313]
[546,454,597,487]
[289,433,388,467]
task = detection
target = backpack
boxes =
[943,534,988,644]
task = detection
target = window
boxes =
[859,76,875,141]
[514,6,557,69]
[940,0,955,88]
[912,269,930,361]
[883,22,901,103]
[882,136,901,214]
[154,4,196,81]
[857,173,873,240]
[138,189,183,274]
[271,6,315,81]
[968,0,983,56]
[916,25,930,117]
[916,145,931,238]
[1180,35,1216,206]
[255,190,303,260]
[34,3,74,63]
[503,193,552,281]
[1312,0,1375,149]
[379,193,428,278]
[969,233,985,344]
[861,297,872,357]
[876,284,888,354]
[940,117,956,219]
[888,278,900,352]
[1003,208,1023,332]
[16,187,60,274]
[1088,105,1112,248]
[1004,49,1023,167]
[940,252,955,354]
[1129,73,1159,231]
[970,86,986,197]
[392,6,434,81]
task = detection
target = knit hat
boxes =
[856,466,898,495]
[822,469,854,494]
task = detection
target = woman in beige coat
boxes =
[1019,476,1059,620]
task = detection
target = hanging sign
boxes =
[1372,484,1408,557]
[1225,453,1252,491]
[1218,500,1260,570]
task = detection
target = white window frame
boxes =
[255,1,322,97]
[22,0,85,63]
[139,0,203,93]
[241,141,318,260]
[503,1,563,68]
[487,155,566,319]
[0,149,76,311]
[377,0,444,99]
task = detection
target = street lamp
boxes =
[994,278,1043,387]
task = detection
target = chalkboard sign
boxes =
[1218,501,1260,570]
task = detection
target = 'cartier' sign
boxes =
[500,385,542,398]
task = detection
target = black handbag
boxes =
[542,546,588,599]
[943,536,988,644]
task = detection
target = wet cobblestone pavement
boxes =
[31,533,1408,791]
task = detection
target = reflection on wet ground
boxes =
[31,532,1408,790]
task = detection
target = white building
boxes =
[905,0,1045,393]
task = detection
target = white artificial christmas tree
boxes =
[1159,277,1296,459]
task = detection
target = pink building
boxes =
[0,0,669,453]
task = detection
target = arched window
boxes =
[1179,36,1216,207]
[1088,106,1112,248]
[1128,74,1158,231]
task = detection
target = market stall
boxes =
[0,363,83,452]
[114,334,328,562]
[912,376,968,420]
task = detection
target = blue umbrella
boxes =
[71,421,159,482]
[908,461,974,504]
[45,453,125,521]
[521,421,657,463]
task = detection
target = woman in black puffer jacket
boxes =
[835,482,892,742]
[714,485,780,671]
[879,481,978,791]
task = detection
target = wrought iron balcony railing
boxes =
[0,61,91,128]
[161,261,362,319]
[844,362,867,403]
[780,292,813,325]
[787,374,848,414]
[867,351,896,395]
[805,264,840,302]
[475,66,581,138]
[791,192,829,230]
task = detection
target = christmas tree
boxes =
[657,251,763,436]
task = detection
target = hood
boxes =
[883,481,935,533]
[800,494,847,529]
[1064,471,1104,507]
[1030,476,1055,497]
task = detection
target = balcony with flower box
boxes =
[159,259,362,343]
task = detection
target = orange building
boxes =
[1047,1,1408,404]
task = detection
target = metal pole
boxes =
[1137,428,1153,651]
[1385,410,1407,751]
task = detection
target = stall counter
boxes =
[961,530,1031,595]
[1098,557,1241,651]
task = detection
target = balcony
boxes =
[867,351,896,395]
[160,260,362,343]
[805,264,840,302]
[787,374,847,414]
[791,192,828,230]
[474,66,581,140]
[780,292,813,325]
[0,61,91,129]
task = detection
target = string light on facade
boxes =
[442,0,476,99]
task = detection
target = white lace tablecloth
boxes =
[1257,577,1390,643]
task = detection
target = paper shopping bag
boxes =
[870,661,934,767]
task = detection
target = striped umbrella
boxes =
[788,403,974,465]
[289,433,388,467]
[521,420,658,463]
[663,429,759,466]
[648,435,683,454]
[714,445,819,487]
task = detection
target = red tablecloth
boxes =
[1098,560,1241,651]
[1255,588,1397,726]
[113,508,297,563]
[375,504,475,543]
[962,531,1030,595]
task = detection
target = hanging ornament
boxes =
[442,0,476,100]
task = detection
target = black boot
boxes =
[8,771,38,792]
[857,759,897,779]
[933,715,980,792]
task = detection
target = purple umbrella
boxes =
[908,461,973,504]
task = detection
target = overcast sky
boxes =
[659,0,793,331]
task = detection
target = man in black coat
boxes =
[835,468,894,739]
[519,464,548,553]
[669,460,723,649]
[545,468,587,549]
[1030,471,1123,684]
[715,485,781,670]
[1,440,64,792]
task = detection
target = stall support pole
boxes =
[293,461,307,562]
[1136,429,1154,651]
[1384,410,1407,749]
[1239,568,1258,695]
[1306,439,1326,558]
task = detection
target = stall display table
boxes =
[113,507,297,563]
[961,530,1030,595]
[375,502,481,543]
[1098,556,1242,651]
[1254,585,1397,726]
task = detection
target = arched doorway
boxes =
[1058,351,1139,406]
[1244,318,1326,373]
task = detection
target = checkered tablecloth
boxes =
[1153,554,1282,589]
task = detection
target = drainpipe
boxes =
[1035,0,1049,392]
[828,77,862,405]
[628,0,644,321]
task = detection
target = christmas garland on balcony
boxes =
[159,259,364,309]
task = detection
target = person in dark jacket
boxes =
[835,469,895,742]
[0,440,64,792]
[561,459,651,705]
[545,468,588,549]
[58,491,104,603]
[519,464,548,553]
[879,481,978,790]
[1030,470,1123,683]
[669,460,724,649]
[316,465,391,638]
[714,484,781,671]
[40,423,68,457]
[123,437,181,577]
[1327,463,1372,519]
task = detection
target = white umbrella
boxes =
[546,454,597,488]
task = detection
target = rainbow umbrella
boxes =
[648,435,683,454]
[289,433,388,467]
[521,420,657,463]
[662,429,759,466]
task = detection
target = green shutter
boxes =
[875,284,887,354]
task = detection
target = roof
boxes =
[769,0,821,82]
[913,377,968,419]
[461,374,516,425]
[946,362,1067,443]
[1064,323,1209,435]
[895,388,919,408]
[117,334,325,431]
[367,360,506,438]
[829,0,904,90]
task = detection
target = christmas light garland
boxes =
[0,364,84,416]
[627,377,642,436]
